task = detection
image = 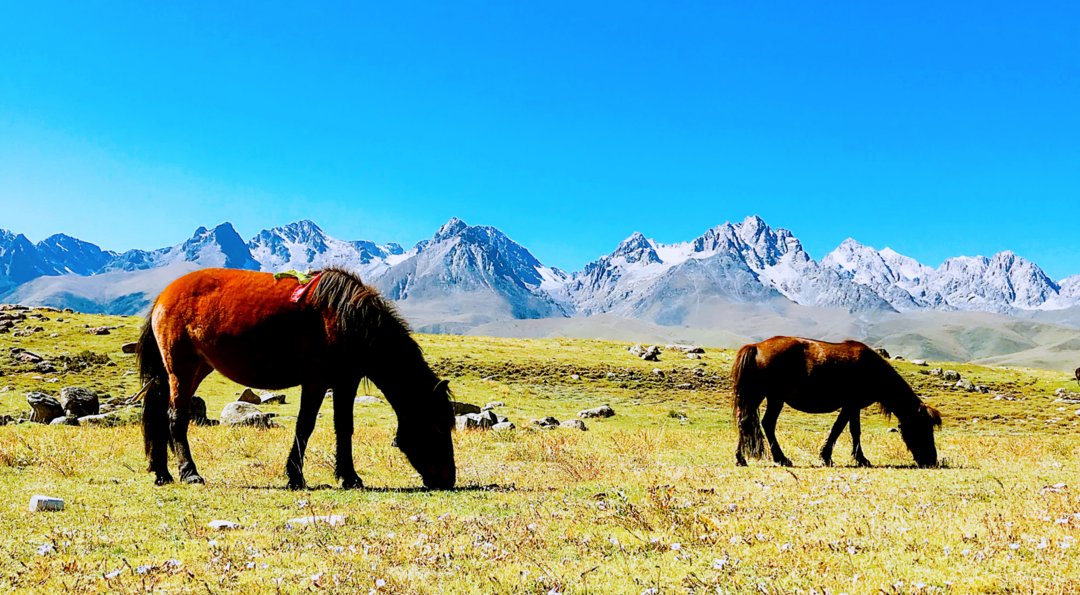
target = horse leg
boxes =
[285,383,327,490]
[849,409,872,467]
[762,398,792,467]
[332,384,363,489]
[820,409,850,467]
[166,358,211,484]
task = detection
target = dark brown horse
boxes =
[137,267,456,489]
[732,336,942,468]
[1075,367,1079,386]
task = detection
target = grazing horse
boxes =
[1075,367,1080,386]
[137,267,456,489]
[732,336,942,468]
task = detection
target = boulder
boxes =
[942,370,962,382]
[60,387,99,417]
[492,421,516,431]
[956,379,975,392]
[13,349,44,364]
[260,393,287,405]
[911,360,928,366]
[27,392,64,423]
[452,401,482,415]
[86,326,111,336]
[929,368,943,377]
[50,415,79,426]
[455,411,497,430]
[875,348,890,359]
[79,408,141,426]
[121,342,137,354]
[579,405,615,419]
[560,419,588,431]
[482,401,505,411]
[666,344,705,354]
[220,402,275,428]
[237,388,261,404]
[532,416,560,429]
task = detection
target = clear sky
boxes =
[1,2,1078,278]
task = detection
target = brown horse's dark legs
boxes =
[286,384,326,490]
[820,409,851,467]
[170,407,203,484]
[332,385,363,489]
[849,411,871,467]
[761,399,792,467]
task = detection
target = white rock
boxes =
[28,495,64,512]
[208,520,241,530]
[287,514,346,527]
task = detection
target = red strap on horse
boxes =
[289,272,323,303]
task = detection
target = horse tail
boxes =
[137,311,170,468]
[732,344,765,460]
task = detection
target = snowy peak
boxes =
[174,222,260,270]
[246,220,401,275]
[36,234,115,276]
[612,232,662,265]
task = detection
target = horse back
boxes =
[150,268,334,388]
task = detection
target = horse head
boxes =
[899,402,942,468]
[393,378,456,489]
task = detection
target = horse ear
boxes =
[921,404,942,427]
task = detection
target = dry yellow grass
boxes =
[1,309,1079,593]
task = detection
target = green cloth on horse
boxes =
[274,270,319,284]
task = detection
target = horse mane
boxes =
[307,267,412,344]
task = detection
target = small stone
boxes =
[237,388,261,404]
[570,374,581,380]
[50,415,79,426]
[455,415,479,430]
[579,405,615,419]
[452,401,481,415]
[560,419,588,431]
[492,421,516,431]
[29,495,65,512]
[482,401,504,411]
[260,393,286,405]
[208,520,241,531]
[532,416,560,428]
[287,514,346,528]
[665,344,705,354]
[929,368,943,377]
[220,402,275,427]
[86,326,111,336]
[121,342,137,354]
[942,370,961,382]
[911,360,928,366]
[956,379,975,392]
[875,348,891,359]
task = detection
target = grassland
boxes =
[1,309,1079,593]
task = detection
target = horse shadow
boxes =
[223,482,520,493]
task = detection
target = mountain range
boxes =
[3,216,1080,369]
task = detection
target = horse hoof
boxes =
[777,459,793,467]
[341,476,364,489]
[287,479,307,491]
[856,460,873,468]
[154,474,175,486]
[182,474,206,485]
[821,459,833,467]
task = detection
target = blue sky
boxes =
[1,2,1078,278]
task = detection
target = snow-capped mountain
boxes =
[824,240,1068,314]
[375,218,569,325]
[247,220,403,279]
[565,216,892,318]
[102,223,260,272]
[2,215,1079,325]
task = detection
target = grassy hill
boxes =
[1,308,1079,592]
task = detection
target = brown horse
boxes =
[137,267,456,489]
[1075,367,1080,386]
[732,336,942,468]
